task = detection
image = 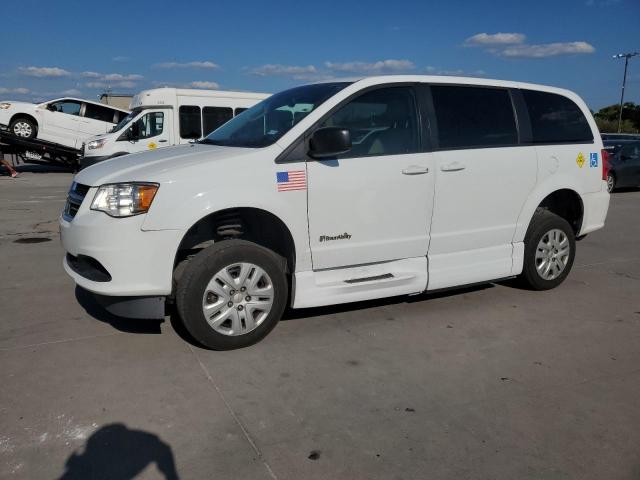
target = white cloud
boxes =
[464,32,526,46]
[586,0,620,5]
[189,81,220,89]
[112,56,130,62]
[0,87,30,94]
[250,64,317,76]
[18,66,71,78]
[85,81,137,89]
[325,59,415,73]
[60,89,82,96]
[81,72,143,81]
[154,61,219,69]
[499,41,595,58]
[424,66,487,77]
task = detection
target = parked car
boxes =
[60,75,610,350]
[601,133,640,141]
[81,88,270,168]
[0,97,129,149]
[604,139,640,192]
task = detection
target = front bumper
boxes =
[60,189,183,297]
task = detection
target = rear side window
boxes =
[235,108,247,116]
[522,90,593,143]
[179,105,202,139]
[431,86,518,149]
[202,107,233,136]
[84,103,117,123]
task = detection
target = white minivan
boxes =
[0,97,129,149]
[81,88,270,168]
[60,75,610,350]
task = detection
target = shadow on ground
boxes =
[168,282,497,349]
[78,277,501,349]
[75,286,163,334]
[57,423,179,480]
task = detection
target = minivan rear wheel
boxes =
[519,209,576,290]
[606,172,616,193]
[10,117,37,139]
[176,239,288,350]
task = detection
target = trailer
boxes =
[0,130,81,171]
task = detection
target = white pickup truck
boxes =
[60,75,610,350]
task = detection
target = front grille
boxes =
[63,182,90,221]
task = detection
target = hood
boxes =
[75,143,258,186]
[0,100,37,109]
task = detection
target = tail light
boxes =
[601,149,610,181]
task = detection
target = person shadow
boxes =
[57,423,179,480]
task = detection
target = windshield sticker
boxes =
[589,152,598,168]
[576,152,585,168]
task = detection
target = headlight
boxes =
[90,183,159,217]
[87,138,107,150]
[0,103,11,109]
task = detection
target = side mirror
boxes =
[308,127,351,159]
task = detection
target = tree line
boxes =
[593,102,640,133]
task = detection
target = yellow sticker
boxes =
[576,152,585,168]
[148,142,157,150]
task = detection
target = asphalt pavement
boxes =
[1,172,639,480]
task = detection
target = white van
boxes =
[0,97,129,149]
[60,75,610,350]
[81,88,269,168]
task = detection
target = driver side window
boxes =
[134,112,164,140]
[48,100,82,116]
[318,87,420,159]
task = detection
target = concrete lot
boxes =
[1,171,639,480]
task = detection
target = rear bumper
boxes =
[580,187,610,235]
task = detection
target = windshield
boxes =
[110,108,141,133]
[201,82,351,148]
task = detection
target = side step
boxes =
[292,257,428,309]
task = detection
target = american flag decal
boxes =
[276,170,306,192]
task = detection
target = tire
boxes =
[10,117,37,139]
[176,239,288,350]
[606,172,616,193]
[518,209,576,290]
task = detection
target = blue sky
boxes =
[1,0,638,110]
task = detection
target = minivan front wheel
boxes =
[176,239,288,350]
[519,209,576,290]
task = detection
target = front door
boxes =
[617,143,640,187]
[307,86,434,270]
[119,110,171,153]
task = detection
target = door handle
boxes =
[158,139,168,143]
[402,165,429,175]
[440,162,466,172]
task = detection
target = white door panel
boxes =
[307,152,435,269]
[428,147,537,286]
[120,110,172,154]
[40,111,80,148]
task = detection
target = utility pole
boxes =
[613,52,639,133]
